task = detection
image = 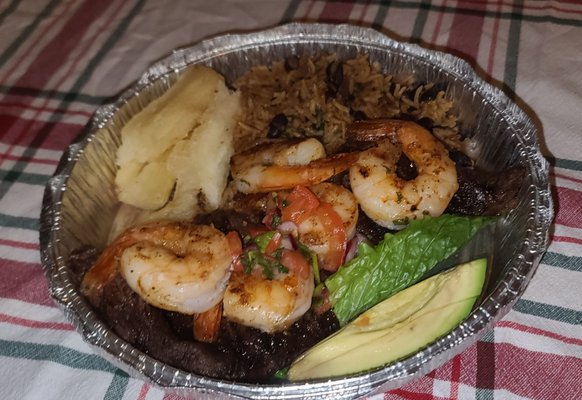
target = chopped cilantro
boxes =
[314,107,325,131]
[240,248,287,280]
[274,367,289,379]
[254,231,277,252]
[297,241,320,284]
[271,214,282,227]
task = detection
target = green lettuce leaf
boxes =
[326,214,492,326]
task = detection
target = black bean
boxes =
[284,55,300,71]
[326,60,344,97]
[402,84,422,101]
[351,110,368,121]
[267,113,288,138]
[416,117,434,132]
[420,82,448,102]
[396,153,418,181]
[449,150,473,168]
[356,210,393,244]
[397,114,416,122]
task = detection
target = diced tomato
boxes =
[280,248,310,279]
[225,231,244,272]
[311,202,347,272]
[264,231,282,256]
[261,207,280,228]
[247,225,270,238]
[280,186,320,225]
[280,185,347,272]
[226,231,242,256]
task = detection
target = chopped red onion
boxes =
[345,233,370,262]
[280,235,295,250]
[277,221,298,235]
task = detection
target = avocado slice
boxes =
[287,258,487,380]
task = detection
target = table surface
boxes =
[1,1,581,399]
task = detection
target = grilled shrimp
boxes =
[230,138,357,193]
[223,256,314,333]
[297,183,358,271]
[348,119,458,230]
[81,222,232,315]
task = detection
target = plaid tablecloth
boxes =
[1,1,581,399]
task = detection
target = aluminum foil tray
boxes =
[40,23,553,399]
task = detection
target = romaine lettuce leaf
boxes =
[326,214,491,326]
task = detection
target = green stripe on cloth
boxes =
[542,252,582,272]
[1,170,50,185]
[62,0,147,102]
[410,0,430,43]
[104,372,130,400]
[0,339,123,374]
[0,213,38,230]
[371,0,391,31]
[476,388,495,400]
[503,0,523,95]
[0,0,62,68]
[0,0,21,26]
[481,329,495,343]
[366,1,582,28]
[0,84,108,105]
[547,156,582,171]
[0,0,146,203]
[514,299,582,326]
[281,0,302,23]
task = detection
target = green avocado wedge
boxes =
[287,258,487,381]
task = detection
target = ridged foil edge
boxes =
[40,23,553,399]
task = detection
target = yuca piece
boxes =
[114,66,240,223]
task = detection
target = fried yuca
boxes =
[114,66,240,227]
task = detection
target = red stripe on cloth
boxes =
[318,1,355,23]
[486,1,502,75]
[554,186,582,228]
[553,171,582,184]
[0,0,125,164]
[495,343,582,399]
[446,0,487,65]
[430,0,448,45]
[136,383,149,400]
[497,320,582,346]
[386,389,436,400]
[550,235,582,245]
[1,101,94,118]
[356,0,370,22]
[476,339,495,390]
[0,239,39,250]
[0,0,76,84]
[0,152,59,166]
[163,392,189,400]
[450,355,462,399]
[0,260,53,306]
[0,115,84,151]
[454,0,582,15]
[0,313,74,331]
[10,0,115,90]
[384,371,435,400]
[302,0,316,20]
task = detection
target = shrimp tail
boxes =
[193,302,223,343]
[256,151,359,192]
[347,119,417,143]
[348,119,458,229]
[80,235,136,305]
